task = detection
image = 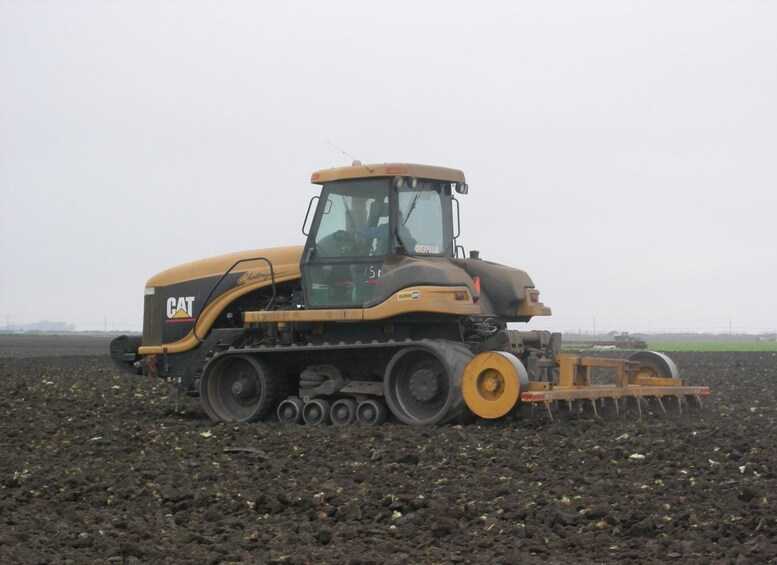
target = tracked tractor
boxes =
[111,162,708,425]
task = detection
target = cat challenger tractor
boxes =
[111,162,708,425]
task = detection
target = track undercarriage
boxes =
[180,323,709,426]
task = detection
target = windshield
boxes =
[397,180,447,255]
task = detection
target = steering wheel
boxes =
[316,230,364,258]
[334,230,363,255]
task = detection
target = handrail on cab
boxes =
[193,256,277,343]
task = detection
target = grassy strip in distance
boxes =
[646,341,777,352]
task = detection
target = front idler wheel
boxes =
[200,354,278,423]
[462,351,528,419]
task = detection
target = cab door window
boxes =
[313,182,389,258]
[304,179,389,307]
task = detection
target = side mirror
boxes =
[455,182,468,195]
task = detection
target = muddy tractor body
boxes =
[111,162,708,425]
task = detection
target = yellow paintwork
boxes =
[310,163,465,185]
[139,285,479,355]
[555,354,632,388]
[461,352,521,419]
[243,286,480,324]
[519,354,708,413]
[146,246,303,287]
[516,301,552,318]
[138,246,303,356]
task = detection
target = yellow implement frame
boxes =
[520,353,710,420]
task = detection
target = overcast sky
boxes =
[1,0,775,334]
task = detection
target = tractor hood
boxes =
[142,246,303,348]
[146,245,303,288]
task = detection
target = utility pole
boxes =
[104,315,108,333]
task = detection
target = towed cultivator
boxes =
[111,162,708,425]
[470,350,709,421]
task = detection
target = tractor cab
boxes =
[301,163,468,308]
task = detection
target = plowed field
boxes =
[1,336,776,564]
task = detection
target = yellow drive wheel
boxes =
[462,351,528,419]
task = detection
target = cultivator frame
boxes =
[518,353,710,420]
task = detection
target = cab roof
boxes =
[310,162,466,185]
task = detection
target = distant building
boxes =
[4,321,75,332]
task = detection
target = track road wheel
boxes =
[330,399,357,426]
[628,351,679,383]
[277,397,304,424]
[302,398,331,426]
[462,351,529,419]
[356,399,388,426]
[200,354,278,423]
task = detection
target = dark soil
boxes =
[1,337,776,563]
[0,334,116,358]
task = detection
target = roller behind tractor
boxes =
[111,162,708,425]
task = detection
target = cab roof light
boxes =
[385,165,408,175]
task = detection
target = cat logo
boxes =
[166,296,195,323]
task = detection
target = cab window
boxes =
[313,179,389,259]
[304,178,389,308]
[397,181,446,255]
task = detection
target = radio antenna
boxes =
[325,141,372,171]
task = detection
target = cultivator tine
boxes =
[518,359,709,423]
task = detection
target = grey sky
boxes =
[1,0,775,334]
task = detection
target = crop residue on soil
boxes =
[1,343,776,563]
